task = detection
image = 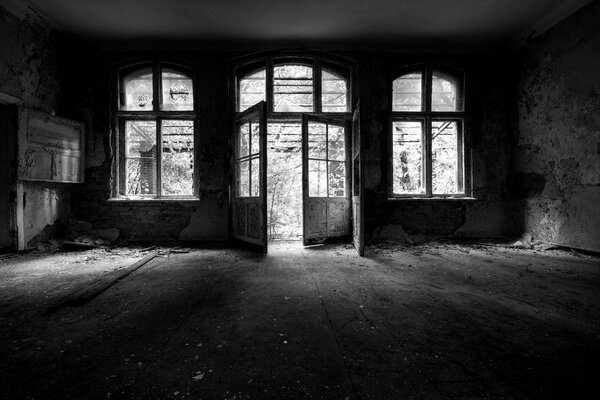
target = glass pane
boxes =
[392,120,424,195]
[239,68,266,112]
[322,69,348,112]
[125,121,157,195]
[308,122,326,159]
[161,68,193,111]
[432,121,463,194]
[238,160,249,197]
[308,160,327,197]
[161,120,194,196]
[432,71,460,111]
[328,161,345,197]
[238,122,249,159]
[250,119,261,156]
[250,157,260,196]
[273,64,313,112]
[121,68,153,111]
[392,72,422,112]
[327,124,345,161]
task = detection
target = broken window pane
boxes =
[322,69,348,112]
[238,122,249,158]
[392,120,424,195]
[392,72,422,112]
[432,71,460,112]
[125,120,157,195]
[238,159,249,197]
[239,68,266,112]
[121,68,153,111]
[250,119,261,156]
[161,68,193,111]
[161,120,194,196]
[328,161,345,197]
[327,125,345,161]
[432,121,463,194]
[308,122,326,159]
[309,159,327,197]
[250,157,260,196]
[273,64,313,112]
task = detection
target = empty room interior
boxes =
[1,0,599,398]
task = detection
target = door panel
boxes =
[232,102,267,253]
[302,115,351,245]
[352,106,365,256]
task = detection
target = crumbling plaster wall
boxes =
[0,6,72,248]
[515,1,600,251]
[358,53,519,242]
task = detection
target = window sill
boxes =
[387,196,478,201]
[107,197,201,203]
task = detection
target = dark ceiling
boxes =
[2,0,593,51]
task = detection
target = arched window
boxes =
[391,65,466,197]
[273,62,314,112]
[116,62,196,199]
[238,67,266,112]
[321,66,349,112]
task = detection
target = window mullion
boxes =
[156,118,162,197]
[315,58,322,112]
[266,57,274,113]
[153,62,160,111]
[424,65,433,196]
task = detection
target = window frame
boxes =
[389,63,469,199]
[114,60,198,199]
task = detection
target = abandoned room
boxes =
[1,0,599,398]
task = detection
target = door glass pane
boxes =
[432,121,463,194]
[239,68,266,112]
[161,68,193,111]
[238,160,249,197]
[322,69,348,112]
[250,157,260,196]
[125,121,157,195]
[308,122,326,159]
[273,64,313,112]
[121,68,153,111]
[328,161,345,197]
[238,122,249,158]
[392,72,422,112]
[250,119,261,156]
[308,160,327,197]
[432,71,460,111]
[327,125,345,161]
[161,120,194,196]
[392,120,424,195]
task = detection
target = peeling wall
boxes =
[514,1,600,251]
[0,6,74,248]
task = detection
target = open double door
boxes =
[231,101,364,255]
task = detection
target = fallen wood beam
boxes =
[46,253,157,314]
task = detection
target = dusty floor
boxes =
[0,242,599,400]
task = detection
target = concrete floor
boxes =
[0,242,599,400]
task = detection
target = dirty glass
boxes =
[432,121,462,194]
[121,68,153,111]
[238,122,250,158]
[322,69,348,112]
[309,160,327,197]
[125,121,157,195]
[392,120,424,195]
[239,68,266,112]
[432,71,460,111]
[392,72,422,112]
[161,120,194,196]
[238,159,249,197]
[161,68,193,111]
[250,157,260,196]
[250,119,261,156]
[308,122,326,159]
[327,125,345,161]
[328,161,345,197]
[273,64,313,112]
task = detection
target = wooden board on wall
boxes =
[17,108,85,183]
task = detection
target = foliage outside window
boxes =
[117,63,196,199]
[391,65,465,197]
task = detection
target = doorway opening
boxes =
[267,121,302,241]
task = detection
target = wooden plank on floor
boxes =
[46,253,157,314]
